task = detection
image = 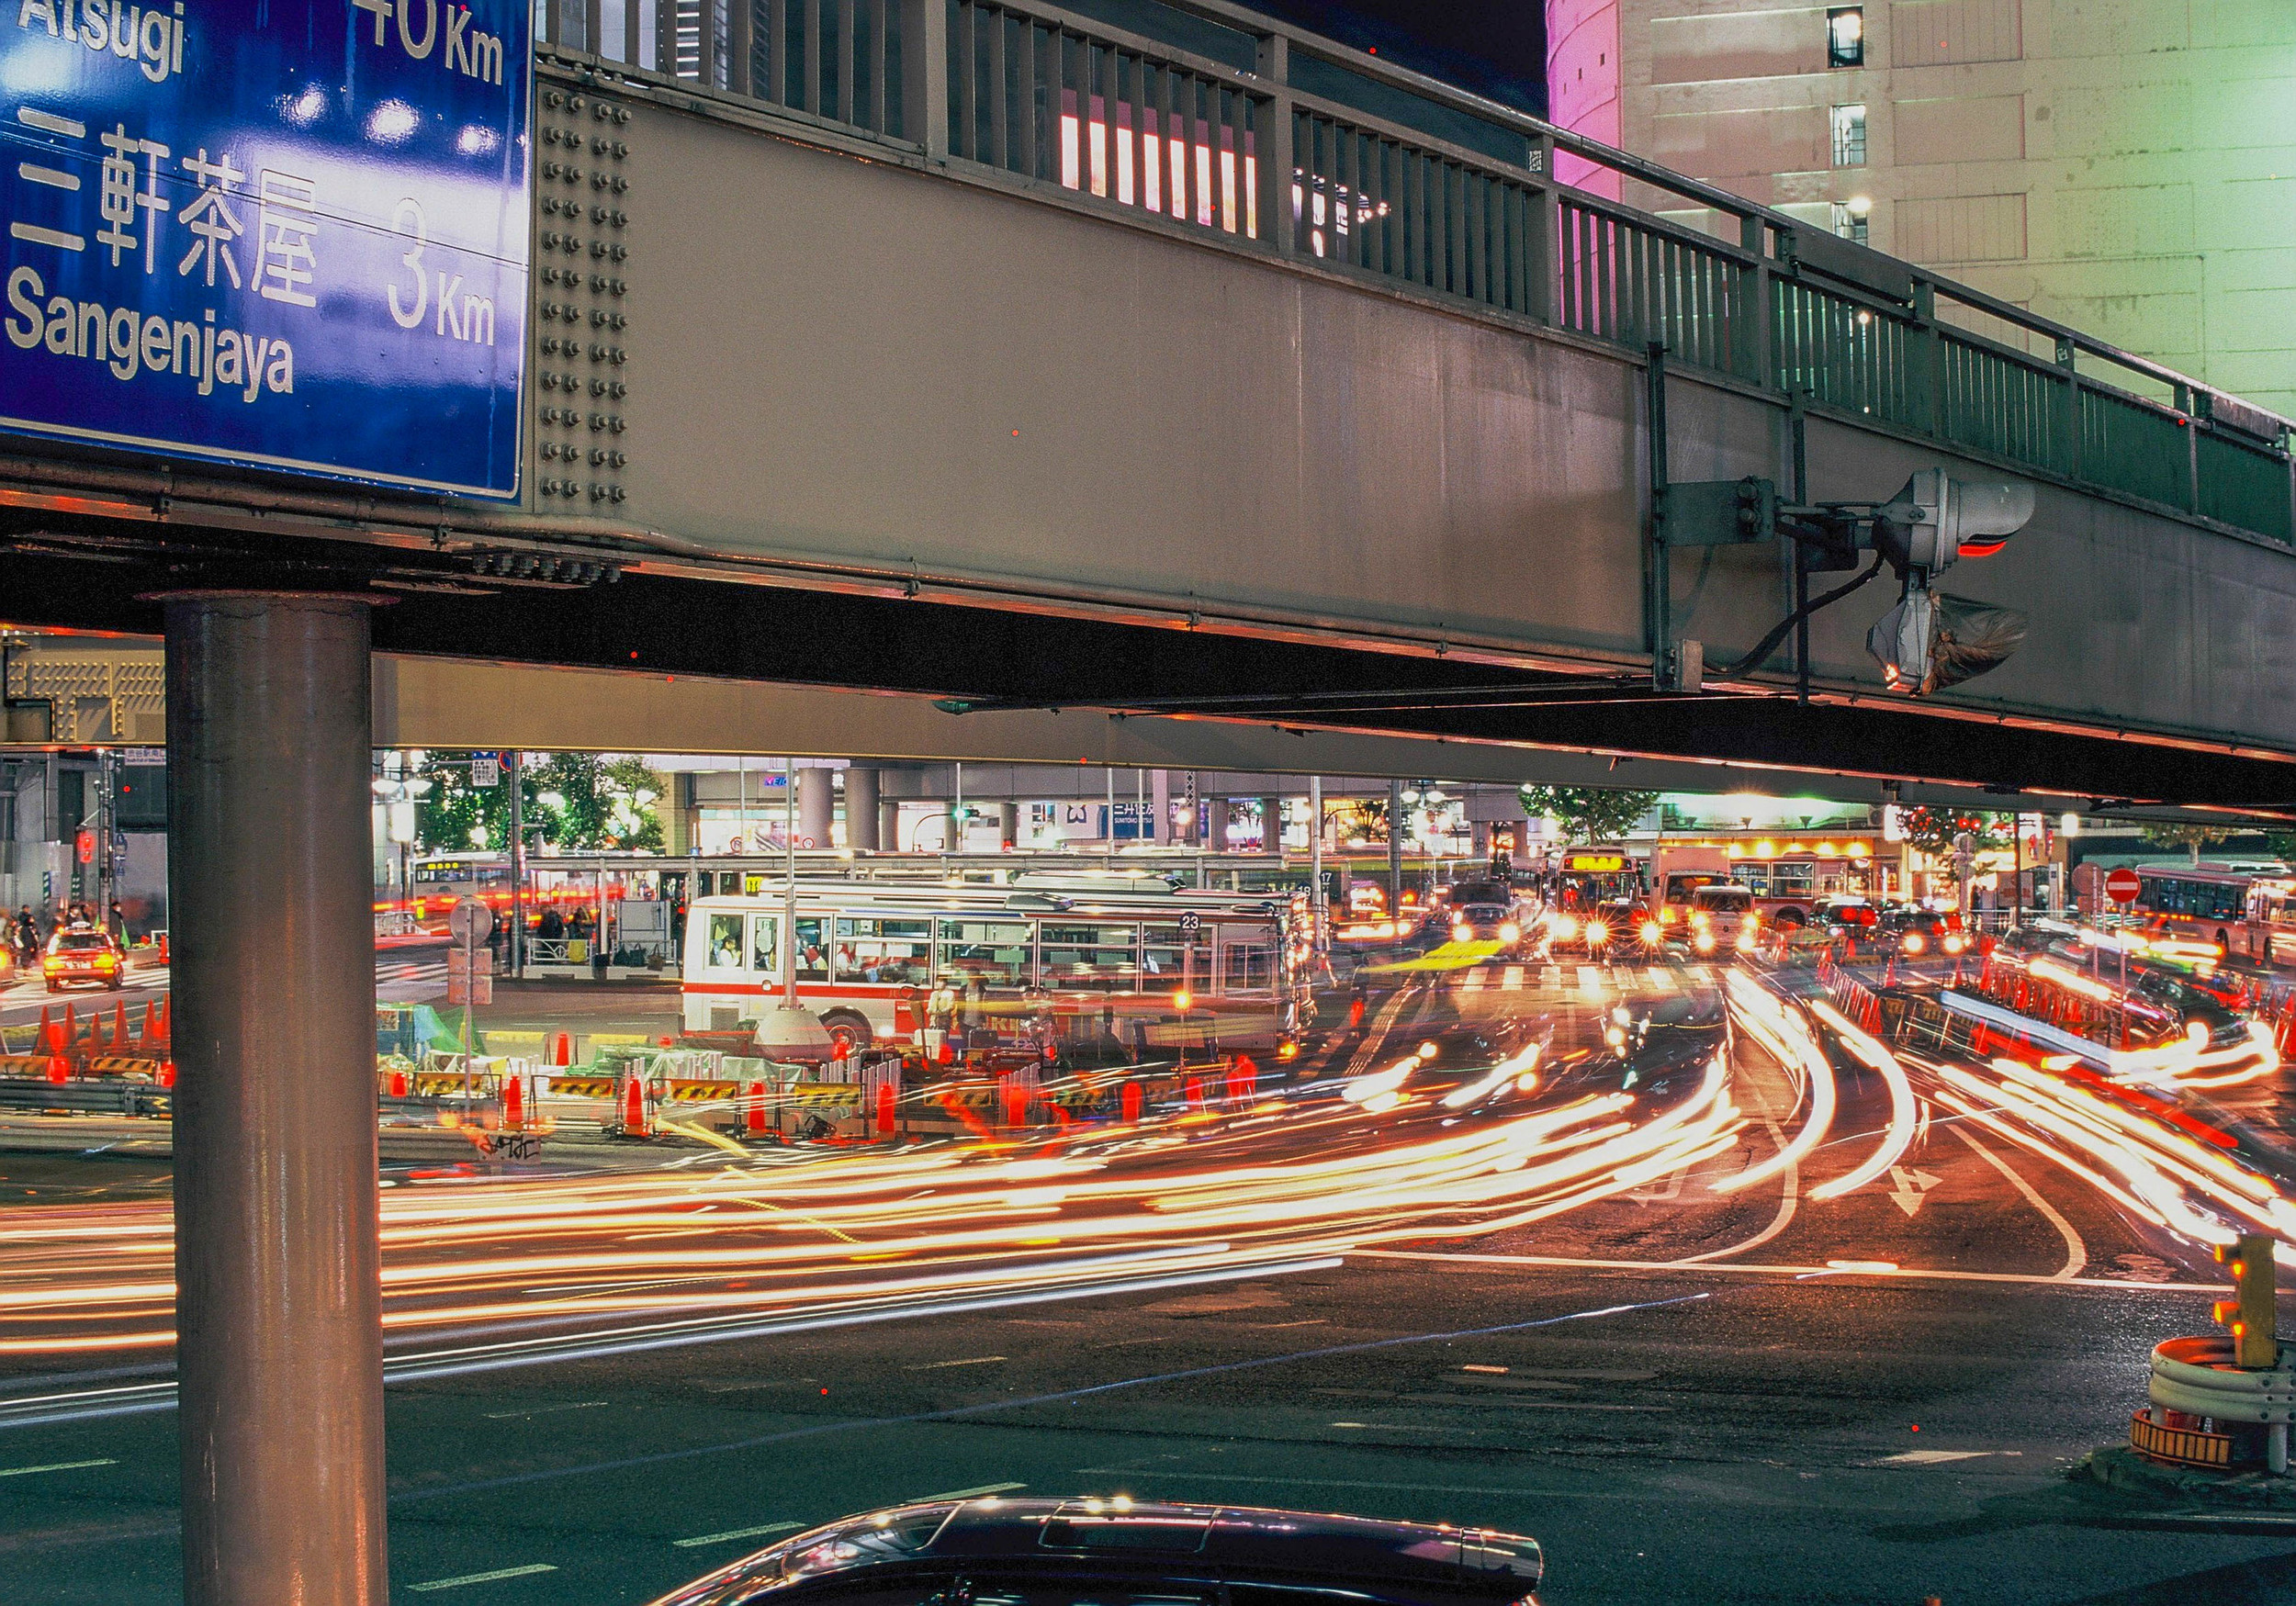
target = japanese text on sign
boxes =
[2,0,530,495]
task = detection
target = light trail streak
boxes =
[1711,971,1835,1196]
[1803,998,1917,1203]
[0,1040,1747,1376]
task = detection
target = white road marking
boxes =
[1646,966,1671,990]
[1953,1124,2088,1280]
[1502,965,1525,990]
[1873,1450,1998,1466]
[480,1400,609,1420]
[1458,970,1485,993]
[1351,1248,2223,1294]
[1888,1165,1945,1219]
[906,1354,1006,1370]
[673,1520,804,1548]
[409,1563,558,1591]
[1576,965,1604,997]
[914,1481,1029,1500]
[0,1457,116,1477]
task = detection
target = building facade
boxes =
[1546,0,2296,414]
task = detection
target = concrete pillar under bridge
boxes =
[844,766,881,851]
[795,764,834,848]
[163,593,386,1605]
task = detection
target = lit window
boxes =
[1830,198,1871,245]
[1829,104,1867,167]
[1827,6,1863,68]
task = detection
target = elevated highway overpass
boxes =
[4,0,2294,808]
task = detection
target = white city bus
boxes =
[681,878,1306,1055]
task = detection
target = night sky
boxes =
[1246,0,1549,118]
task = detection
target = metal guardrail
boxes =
[536,0,2294,548]
[0,1075,173,1117]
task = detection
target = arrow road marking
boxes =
[1888,1165,1944,1218]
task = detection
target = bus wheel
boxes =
[822,1010,872,1057]
[2216,928,2231,954]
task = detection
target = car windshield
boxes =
[1692,888,1752,913]
[53,933,111,951]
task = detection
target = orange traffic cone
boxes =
[61,1004,75,1052]
[622,1073,649,1137]
[159,1061,175,1088]
[1002,1081,1028,1129]
[1121,1081,1143,1124]
[388,1067,410,1097]
[502,1070,525,1129]
[141,999,159,1044]
[875,1080,896,1137]
[745,1080,768,1134]
[111,1001,129,1050]
[44,1055,67,1084]
[35,1005,54,1055]
[549,1031,572,1067]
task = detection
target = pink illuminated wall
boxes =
[1545,0,1621,199]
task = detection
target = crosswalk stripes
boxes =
[1503,965,1525,991]
[1458,969,1485,993]
[1575,965,1605,997]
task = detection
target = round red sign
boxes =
[2104,867,2142,904]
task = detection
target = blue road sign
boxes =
[2,0,529,497]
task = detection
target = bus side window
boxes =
[749,915,780,974]
[703,914,745,970]
[796,916,829,981]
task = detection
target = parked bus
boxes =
[2245,876,2296,968]
[681,878,1306,1055]
[2131,863,2277,956]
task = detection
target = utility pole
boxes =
[507,750,524,978]
[1388,778,1404,912]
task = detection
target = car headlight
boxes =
[1454,924,1472,942]
[1550,915,1579,940]
[1499,923,1520,943]
[1694,931,1716,952]
[1942,934,1966,955]
[1585,920,1610,946]
[1904,932,1926,954]
[1639,921,1662,944]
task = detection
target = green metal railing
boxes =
[543,0,2296,546]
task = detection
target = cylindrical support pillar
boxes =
[1259,795,1282,852]
[1208,799,1230,852]
[878,797,901,853]
[795,765,833,849]
[844,767,881,851]
[2273,1421,2290,1476]
[164,593,386,1606]
[1150,769,1170,845]
[996,801,1019,849]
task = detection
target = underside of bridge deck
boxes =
[4,522,2289,814]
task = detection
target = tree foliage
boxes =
[1520,786,1660,846]
[2141,823,2238,865]
[1894,806,2013,858]
[414,752,667,853]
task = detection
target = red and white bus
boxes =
[681,878,1307,1055]
[2127,864,2279,958]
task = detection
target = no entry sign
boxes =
[2104,867,2142,904]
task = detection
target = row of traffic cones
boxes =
[31,996,170,1057]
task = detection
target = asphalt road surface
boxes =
[3,953,2292,1605]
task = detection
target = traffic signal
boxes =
[2212,1232,2280,1368]
[1873,467,2035,575]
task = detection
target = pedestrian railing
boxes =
[536,0,2294,547]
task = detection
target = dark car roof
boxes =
[654,1499,1540,1606]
